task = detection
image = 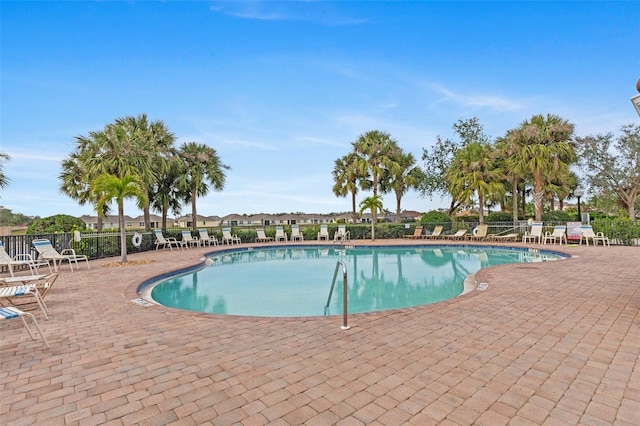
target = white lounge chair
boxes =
[198,229,218,246]
[333,224,350,243]
[256,229,274,243]
[522,222,543,244]
[579,225,610,246]
[291,225,304,241]
[32,239,89,272]
[0,273,58,307]
[180,231,199,248]
[444,229,467,240]
[275,226,288,242]
[0,284,49,319]
[467,224,489,241]
[222,228,241,245]
[488,233,519,242]
[542,225,567,245]
[0,306,49,347]
[317,224,329,241]
[154,230,182,251]
[1,241,51,276]
[423,225,443,239]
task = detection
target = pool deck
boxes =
[1,239,638,425]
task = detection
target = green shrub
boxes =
[486,212,516,222]
[592,218,640,246]
[542,210,573,223]
[27,214,87,234]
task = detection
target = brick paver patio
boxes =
[1,239,638,425]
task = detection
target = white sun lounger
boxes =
[0,285,49,319]
[0,306,49,347]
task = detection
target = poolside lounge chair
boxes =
[222,228,241,245]
[467,224,489,241]
[423,225,443,239]
[291,225,304,241]
[154,230,183,251]
[1,241,51,276]
[522,222,543,244]
[275,226,288,242]
[579,225,610,246]
[0,284,49,319]
[256,229,274,243]
[0,306,49,347]
[180,231,199,248]
[334,225,350,243]
[317,224,329,241]
[0,273,58,304]
[198,229,218,246]
[542,225,567,245]
[445,229,467,240]
[403,226,423,239]
[32,239,89,272]
[488,233,519,242]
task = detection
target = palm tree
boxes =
[359,195,383,240]
[60,114,176,231]
[352,130,400,226]
[59,145,112,231]
[150,155,184,230]
[177,142,229,231]
[92,174,148,263]
[506,114,575,221]
[0,152,10,190]
[446,142,504,224]
[332,153,368,223]
[381,150,424,222]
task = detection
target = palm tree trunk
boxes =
[351,191,357,223]
[396,195,401,223]
[534,171,544,221]
[512,178,519,227]
[118,202,127,263]
[478,194,485,225]
[191,187,198,232]
[143,204,151,232]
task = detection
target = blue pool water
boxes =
[149,246,564,317]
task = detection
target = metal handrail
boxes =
[324,260,350,330]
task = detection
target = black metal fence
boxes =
[2,220,637,274]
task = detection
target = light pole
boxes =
[575,186,584,223]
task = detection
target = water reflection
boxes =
[150,247,561,317]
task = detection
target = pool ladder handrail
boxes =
[324,260,350,330]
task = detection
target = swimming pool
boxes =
[146,245,565,317]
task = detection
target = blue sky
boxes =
[2,1,639,219]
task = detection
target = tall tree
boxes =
[332,153,367,224]
[0,152,10,190]
[506,114,575,221]
[352,130,400,226]
[359,195,383,240]
[421,117,492,215]
[150,155,184,229]
[576,123,640,220]
[92,174,148,263]
[446,142,504,224]
[381,150,424,222]
[177,142,229,231]
[60,114,176,231]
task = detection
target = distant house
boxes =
[400,210,422,222]
[81,214,166,230]
[174,215,221,228]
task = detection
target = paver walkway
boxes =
[1,240,638,425]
